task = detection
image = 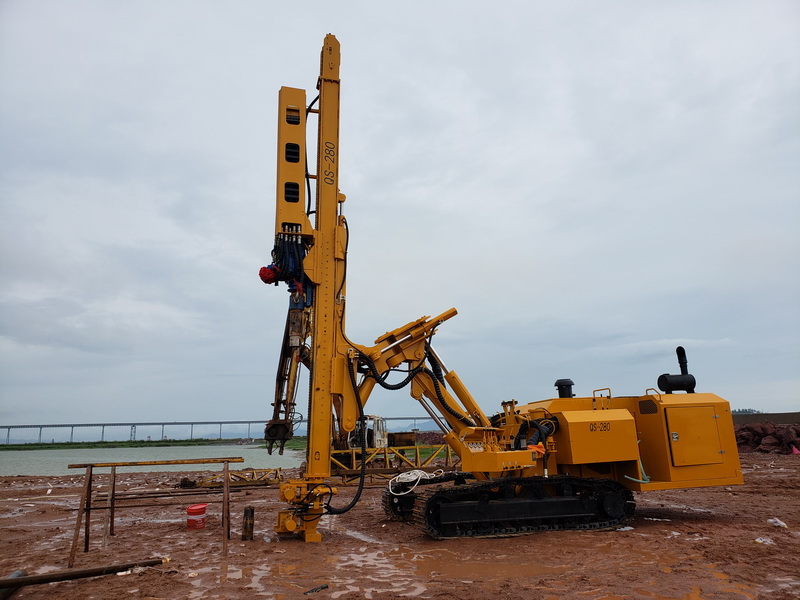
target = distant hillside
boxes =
[387,419,439,432]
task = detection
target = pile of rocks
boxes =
[736,422,800,454]
[414,431,446,445]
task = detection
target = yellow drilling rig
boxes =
[259,35,743,543]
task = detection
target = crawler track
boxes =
[384,476,635,539]
[381,471,466,522]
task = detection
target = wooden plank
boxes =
[68,466,92,568]
[222,461,230,556]
[68,457,244,469]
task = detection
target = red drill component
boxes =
[259,265,278,284]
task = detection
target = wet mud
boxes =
[0,453,798,599]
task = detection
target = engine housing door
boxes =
[666,406,724,466]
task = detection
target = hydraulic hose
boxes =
[359,351,425,390]
[526,418,558,446]
[271,235,306,281]
[424,351,474,427]
[305,95,320,218]
[324,357,367,515]
[422,367,475,428]
[357,347,474,428]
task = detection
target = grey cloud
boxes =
[1,1,798,424]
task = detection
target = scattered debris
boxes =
[767,518,788,528]
[754,537,775,545]
[0,569,27,600]
[304,583,329,595]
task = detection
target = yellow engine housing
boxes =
[517,391,743,492]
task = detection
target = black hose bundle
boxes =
[271,235,306,282]
[525,417,559,446]
[425,351,475,428]
[359,352,425,391]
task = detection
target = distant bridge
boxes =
[1,417,431,445]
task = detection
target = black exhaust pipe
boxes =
[657,346,696,394]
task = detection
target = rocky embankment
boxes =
[736,422,800,454]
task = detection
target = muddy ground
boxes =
[0,453,798,600]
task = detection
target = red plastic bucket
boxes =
[186,503,208,529]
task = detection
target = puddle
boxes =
[765,576,800,594]
[184,559,333,599]
[33,565,63,575]
[340,529,385,545]
[330,547,428,598]
[331,541,743,593]
[626,564,759,600]
[326,544,573,597]
[405,546,570,579]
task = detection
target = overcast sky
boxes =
[1,1,798,429]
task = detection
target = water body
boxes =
[0,444,303,477]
